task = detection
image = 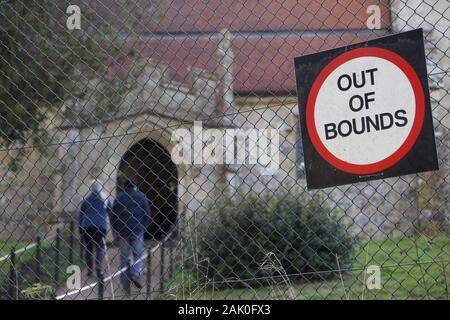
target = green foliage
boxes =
[0,0,162,148]
[188,188,357,288]
[178,236,450,300]
[21,283,54,300]
[0,238,84,299]
[1,1,97,145]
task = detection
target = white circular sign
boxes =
[306,48,425,174]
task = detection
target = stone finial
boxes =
[216,28,236,126]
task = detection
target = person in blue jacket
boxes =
[110,179,151,290]
[79,180,112,278]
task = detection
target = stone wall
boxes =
[0,54,228,241]
[391,0,450,233]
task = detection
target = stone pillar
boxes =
[61,125,82,219]
[216,28,236,126]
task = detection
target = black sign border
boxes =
[294,29,439,189]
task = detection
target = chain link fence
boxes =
[0,0,448,300]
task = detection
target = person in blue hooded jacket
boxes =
[79,180,112,278]
[110,179,151,290]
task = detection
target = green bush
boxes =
[187,188,357,288]
[21,283,54,300]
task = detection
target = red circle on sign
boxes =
[306,47,425,175]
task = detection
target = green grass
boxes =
[0,237,84,299]
[1,241,28,257]
[164,236,449,300]
[0,240,42,291]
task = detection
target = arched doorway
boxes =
[117,138,178,241]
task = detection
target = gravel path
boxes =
[56,242,174,300]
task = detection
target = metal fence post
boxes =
[125,258,132,295]
[79,229,84,262]
[98,271,104,300]
[35,236,41,283]
[54,228,60,285]
[69,221,74,264]
[169,243,174,278]
[146,247,152,298]
[8,248,17,300]
[159,243,165,293]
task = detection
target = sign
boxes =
[295,29,438,189]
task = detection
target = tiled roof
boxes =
[100,0,391,93]
[140,32,381,93]
[139,0,390,33]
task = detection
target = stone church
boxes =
[0,0,448,241]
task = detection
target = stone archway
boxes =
[118,138,178,241]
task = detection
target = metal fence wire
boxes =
[0,0,448,300]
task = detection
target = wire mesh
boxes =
[0,0,448,300]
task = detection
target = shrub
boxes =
[21,283,54,300]
[186,188,357,288]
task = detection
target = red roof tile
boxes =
[139,32,380,93]
[98,0,391,93]
[141,0,390,33]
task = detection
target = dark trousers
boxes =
[82,227,106,274]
